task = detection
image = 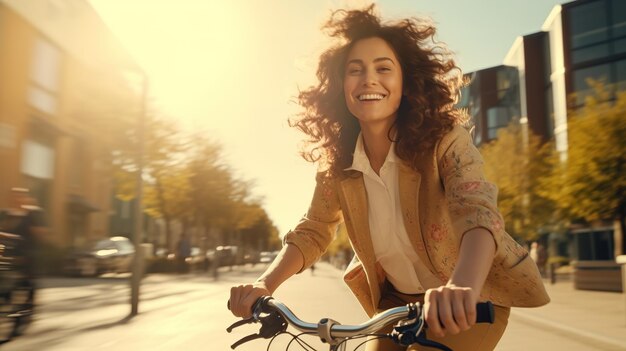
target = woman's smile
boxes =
[343,37,403,128]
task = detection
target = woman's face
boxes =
[343,37,403,129]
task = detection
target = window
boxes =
[21,139,55,180]
[571,43,610,64]
[613,38,626,55]
[487,107,511,139]
[572,63,610,105]
[569,0,626,65]
[574,229,614,261]
[617,59,626,92]
[572,58,626,106]
[570,0,608,48]
[29,38,60,114]
[611,0,626,37]
[496,67,519,101]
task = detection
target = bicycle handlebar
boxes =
[227,296,495,350]
[256,297,417,337]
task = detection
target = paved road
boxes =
[3,263,625,350]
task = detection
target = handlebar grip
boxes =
[227,296,269,313]
[476,301,495,324]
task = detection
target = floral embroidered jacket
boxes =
[283,125,550,317]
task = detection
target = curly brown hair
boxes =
[290,4,467,177]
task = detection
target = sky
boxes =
[89,0,566,235]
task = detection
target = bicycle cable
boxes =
[285,331,318,351]
[353,335,389,351]
[334,333,388,351]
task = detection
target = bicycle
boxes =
[227,296,495,351]
[0,232,35,344]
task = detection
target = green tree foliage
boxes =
[480,123,556,242]
[240,205,280,253]
[186,135,279,251]
[544,83,626,241]
[110,116,280,254]
[113,115,189,250]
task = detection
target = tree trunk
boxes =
[618,212,626,257]
[164,217,172,254]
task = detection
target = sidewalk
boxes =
[510,275,626,350]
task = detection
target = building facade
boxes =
[0,0,142,249]
[460,0,626,291]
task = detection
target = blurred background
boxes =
[0,0,625,350]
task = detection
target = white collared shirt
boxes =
[346,134,442,294]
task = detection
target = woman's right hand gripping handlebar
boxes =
[228,243,305,318]
[229,282,271,318]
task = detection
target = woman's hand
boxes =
[229,282,271,318]
[423,284,478,338]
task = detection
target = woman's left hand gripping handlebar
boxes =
[424,284,478,338]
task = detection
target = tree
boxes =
[544,83,626,255]
[185,136,262,248]
[480,123,556,242]
[239,206,280,253]
[112,114,189,250]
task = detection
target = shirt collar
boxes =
[345,132,398,172]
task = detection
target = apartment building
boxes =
[459,0,626,291]
[0,0,142,249]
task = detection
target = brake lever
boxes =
[226,296,269,333]
[227,312,287,349]
[414,332,452,351]
[226,317,256,333]
[231,333,263,349]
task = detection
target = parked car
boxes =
[65,236,135,277]
[259,250,279,264]
[215,245,239,267]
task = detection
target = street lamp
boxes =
[130,70,148,316]
[119,65,148,317]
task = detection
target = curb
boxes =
[511,309,626,351]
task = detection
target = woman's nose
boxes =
[362,70,378,86]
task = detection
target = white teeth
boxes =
[358,93,385,101]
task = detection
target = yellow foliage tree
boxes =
[480,123,556,242]
[544,83,626,253]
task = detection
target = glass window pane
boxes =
[572,43,610,64]
[570,1,608,48]
[616,59,626,92]
[572,64,611,104]
[613,38,626,55]
[576,233,593,260]
[612,0,626,37]
[30,38,60,92]
[594,230,614,260]
[21,139,55,180]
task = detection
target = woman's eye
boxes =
[378,67,391,72]
[348,68,362,75]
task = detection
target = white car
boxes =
[66,236,135,276]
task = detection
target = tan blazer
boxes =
[284,125,550,316]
